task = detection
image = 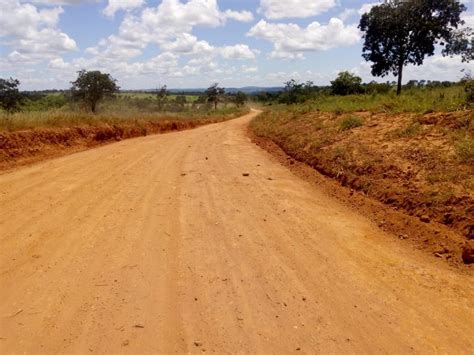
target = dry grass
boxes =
[0,107,248,132]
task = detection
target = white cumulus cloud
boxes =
[0,0,77,64]
[248,18,361,59]
[258,0,336,19]
[103,0,145,17]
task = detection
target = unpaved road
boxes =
[1,110,473,354]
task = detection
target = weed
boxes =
[456,137,474,163]
[393,121,422,138]
[339,116,363,131]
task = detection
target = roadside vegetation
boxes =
[0,73,249,133]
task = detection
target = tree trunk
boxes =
[397,63,403,96]
[214,100,218,110]
[91,101,97,114]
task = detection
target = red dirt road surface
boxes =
[1,110,473,353]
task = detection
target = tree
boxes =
[156,85,168,111]
[359,0,468,95]
[330,71,363,96]
[0,77,23,113]
[206,83,225,110]
[174,94,187,109]
[443,27,474,63]
[279,80,314,104]
[70,70,119,113]
[234,91,248,107]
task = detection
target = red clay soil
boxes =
[250,110,474,266]
[0,119,225,172]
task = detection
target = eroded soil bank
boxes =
[250,109,474,264]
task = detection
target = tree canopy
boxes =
[206,83,225,109]
[359,0,469,95]
[0,77,23,113]
[331,72,363,96]
[70,70,119,113]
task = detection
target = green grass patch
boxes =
[339,116,363,131]
[456,137,474,163]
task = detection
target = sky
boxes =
[0,0,473,90]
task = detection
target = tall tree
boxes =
[359,0,468,95]
[206,83,225,110]
[156,85,169,111]
[71,70,119,113]
[0,77,23,113]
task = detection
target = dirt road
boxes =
[1,110,473,354]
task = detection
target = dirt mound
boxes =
[0,119,221,171]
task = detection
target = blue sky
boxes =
[1,0,473,90]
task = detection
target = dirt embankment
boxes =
[250,109,474,263]
[0,117,232,171]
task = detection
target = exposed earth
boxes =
[1,110,473,353]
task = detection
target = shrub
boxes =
[331,72,363,96]
[340,116,364,131]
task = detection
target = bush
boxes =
[340,116,364,131]
[464,79,474,103]
[331,72,363,96]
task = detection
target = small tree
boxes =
[234,91,248,107]
[331,72,363,96]
[70,70,119,113]
[359,0,468,95]
[156,85,168,111]
[0,77,23,113]
[206,83,225,110]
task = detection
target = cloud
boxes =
[248,18,361,59]
[223,9,254,23]
[103,0,145,17]
[0,0,77,64]
[219,45,258,60]
[352,54,474,83]
[241,65,258,73]
[258,0,336,19]
[23,0,96,4]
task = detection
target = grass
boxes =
[265,85,471,114]
[339,116,363,131]
[0,106,248,132]
[456,137,474,163]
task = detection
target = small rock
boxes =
[194,341,203,347]
[133,324,144,328]
[398,234,408,240]
[420,215,430,223]
[462,241,474,264]
[296,347,301,351]
[122,340,129,347]
[242,173,250,177]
